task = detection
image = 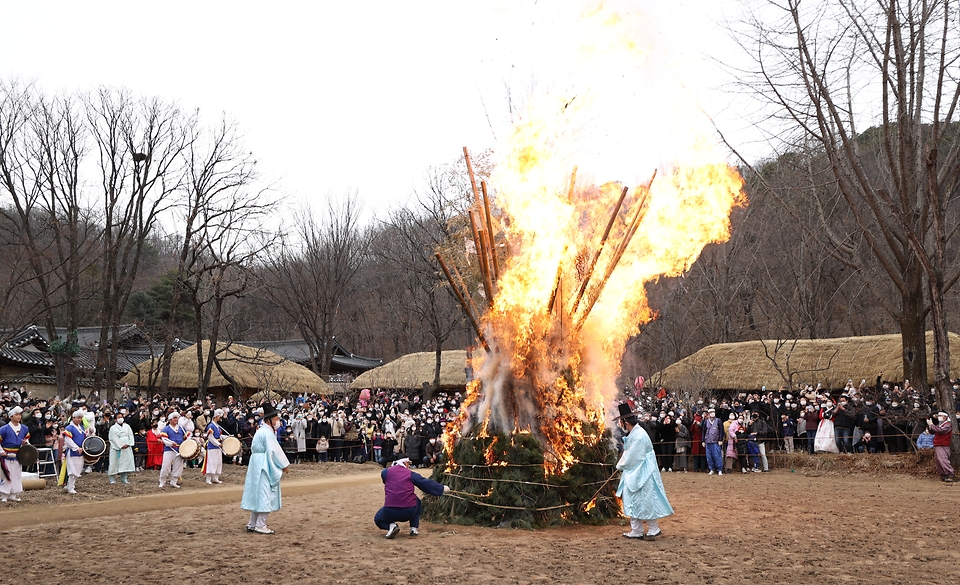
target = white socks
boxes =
[645,519,659,535]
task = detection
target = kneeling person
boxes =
[375,457,449,538]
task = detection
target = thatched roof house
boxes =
[349,350,467,391]
[120,341,331,399]
[653,331,960,392]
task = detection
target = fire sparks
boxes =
[441,2,745,475]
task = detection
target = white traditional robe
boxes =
[241,423,289,513]
[616,423,674,520]
[108,422,136,475]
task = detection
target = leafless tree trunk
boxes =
[85,87,190,400]
[0,82,103,394]
[156,116,262,395]
[734,1,960,425]
[262,195,369,380]
[376,162,474,398]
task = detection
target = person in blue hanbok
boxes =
[241,404,290,534]
[615,403,674,540]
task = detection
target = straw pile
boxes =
[349,350,467,391]
[120,340,331,395]
[653,331,960,391]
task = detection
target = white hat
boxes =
[938,412,949,418]
[168,412,180,421]
[214,409,224,417]
[72,410,84,418]
[8,406,22,416]
[393,457,411,467]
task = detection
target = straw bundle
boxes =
[120,340,331,395]
[349,350,467,390]
[653,331,960,391]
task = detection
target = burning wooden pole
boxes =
[463,146,482,207]
[480,181,500,282]
[569,185,629,316]
[573,178,654,333]
[546,258,565,314]
[436,252,489,352]
[470,211,496,303]
[450,260,483,324]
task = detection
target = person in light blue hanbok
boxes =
[615,403,674,540]
[241,404,290,534]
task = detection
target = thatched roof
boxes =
[120,341,331,395]
[349,350,467,390]
[653,331,960,392]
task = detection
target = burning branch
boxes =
[572,171,655,332]
[480,181,500,282]
[469,211,496,302]
[436,252,489,352]
[569,185,629,316]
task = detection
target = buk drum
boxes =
[16,443,39,467]
[178,438,203,461]
[221,436,242,458]
[81,436,106,465]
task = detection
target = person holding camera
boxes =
[927,412,955,482]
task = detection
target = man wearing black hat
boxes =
[241,404,290,534]
[615,403,674,540]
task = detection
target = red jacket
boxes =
[931,420,952,447]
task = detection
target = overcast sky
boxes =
[0,0,761,223]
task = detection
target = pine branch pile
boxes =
[423,424,620,529]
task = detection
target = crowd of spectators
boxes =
[2,371,958,482]
[0,384,463,475]
[619,374,960,473]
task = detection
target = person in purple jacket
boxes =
[375,456,450,538]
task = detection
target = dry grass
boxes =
[120,340,331,395]
[349,349,467,390]
[654,330,960,391]
[766,450,937,478]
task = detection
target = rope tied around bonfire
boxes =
[439,468,622,512]
[442,471,614,488]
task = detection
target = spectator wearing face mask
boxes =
[885,399,908,453]
[832,394,856,454]
[290,413,307,463]
[423,435,443,467]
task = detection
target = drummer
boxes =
[0,406,30,502]
[62,411,88,494]
[159,412,186,489]
[203,409,225,485]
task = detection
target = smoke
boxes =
[458,1,744,453]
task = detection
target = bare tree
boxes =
[734,0,960,422]
[0,82,104,393]
[84,87,191,399]
[262,195,369,379]
[188,203,274,398]
[376,163,472,399]
[155,116,263,395]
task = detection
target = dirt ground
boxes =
[1,462,957,585]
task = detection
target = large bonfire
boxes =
[424,3,745,528]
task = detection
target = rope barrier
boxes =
[447,460,613,469]
[444,491,578,511]
[442,472,613,488]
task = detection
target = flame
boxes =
[448,2,745,475]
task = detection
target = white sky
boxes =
[0,0,763,224]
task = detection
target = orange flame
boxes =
[449,2,746,475]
